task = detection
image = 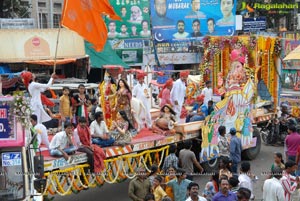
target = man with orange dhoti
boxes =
[99,72,117,128]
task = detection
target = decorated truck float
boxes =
[0,35,280,200]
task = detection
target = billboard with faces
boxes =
[150,0,237,43]
[106,0,151,40]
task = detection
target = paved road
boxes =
[52,143,283,201]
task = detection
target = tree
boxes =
[0,0,29,18]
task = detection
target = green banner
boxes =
[106,0,151,40]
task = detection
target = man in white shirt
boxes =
[30,114,50,149]
[49,122,76,162]
[132,72,152,128]
[263,166,285,201]
[90,111,115,147]
[238,162,255,200]
[173,20,189,39]
[186,182,207,201]
[201,81,212,106]
[170,71,189,121]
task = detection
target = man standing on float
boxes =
[132,72,152,129]
[170,71,189,122]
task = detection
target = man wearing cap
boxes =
[229,127,242,174]
[170,71,189,121]
[21,71,56,123]
[132,72,152,128]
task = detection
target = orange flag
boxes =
[61,0,120,52]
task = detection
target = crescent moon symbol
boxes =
[154,31,164,42]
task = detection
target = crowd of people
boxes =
[20,69,213,173]
[19,69,300,201]
[128,124,300,201]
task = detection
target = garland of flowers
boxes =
[200,36,258,75]
[13,95,32,128]
[273,38,282,56]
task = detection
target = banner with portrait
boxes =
[106,0,151,40]
[150,0,237,42]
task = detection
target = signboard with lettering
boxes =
[143,53,199,65]
[0,105,12,139]
[0,18,35,29]
[1,152,22,167]
[0,97,24,147]
[243,17,266,32]
[150,0,237,43]
[109,39,143,65]
[106,0,151,40]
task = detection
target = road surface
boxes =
[52,143,283,201]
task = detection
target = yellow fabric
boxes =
[165,176,175,201]
[60,95,72,118]
[153,185,167,201]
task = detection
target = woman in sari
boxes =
[99,72,117,128]
[114,79,135,127]
[111,111,134,146]
[74,117,106,173]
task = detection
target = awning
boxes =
[85,41,129,69]
[283,45,300,61]
[24,58,77,65]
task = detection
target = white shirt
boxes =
[263,177,285,201]
[90,120,109,138]
[238,173,254,199]
[49,131,71,150]
[170,78,186,107]
[28,78,53,123]
[186,195,207,201]
[132,82,151,110]
[34,123,49,149]
[173,32,189,39]
[201,87,212,106]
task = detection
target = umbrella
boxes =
[283,45,300,61]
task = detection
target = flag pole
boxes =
[53,23,62,73]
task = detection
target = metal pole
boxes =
[49,0,53,28]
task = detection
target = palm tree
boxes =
[0,0,29,18]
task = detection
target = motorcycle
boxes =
[261,117,296,145]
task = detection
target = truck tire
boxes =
[242,128,261,160]
[201,158,219,173]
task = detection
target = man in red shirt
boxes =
[285,124,300,162]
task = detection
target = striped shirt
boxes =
[280,171,298,201]
[162,153,179,172]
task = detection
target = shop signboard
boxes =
[109,39,144,65]
[150,0,237,43]
[143,53,198,65]
[243,17,266,32]
[106,0,151,40]
[0,18,35,29]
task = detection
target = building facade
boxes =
[21,0,63,28]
